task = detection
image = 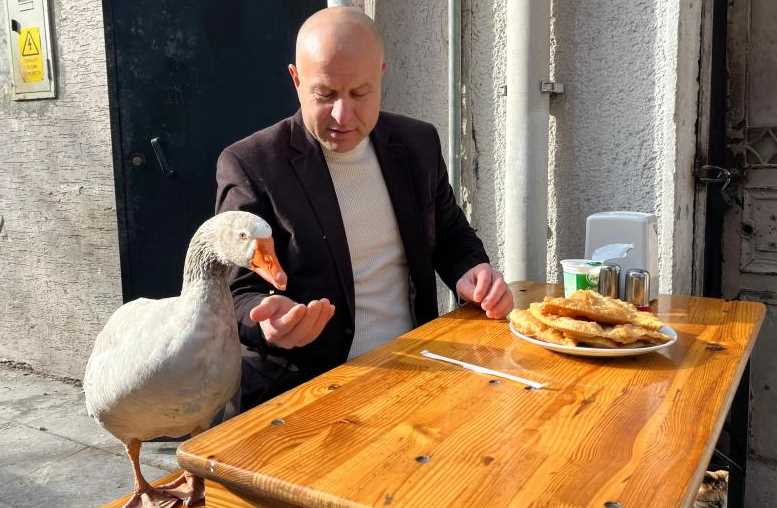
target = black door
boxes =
[103,0,323,301]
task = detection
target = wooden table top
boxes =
[178,282,765,508]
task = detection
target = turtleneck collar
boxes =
[321,137,371,163]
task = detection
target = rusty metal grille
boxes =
[745,127,777,168]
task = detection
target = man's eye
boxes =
[315,92,335,100]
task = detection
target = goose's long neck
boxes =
[181,227,229,294]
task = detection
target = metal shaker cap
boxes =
[597,263,621,298]
[624,269,650,308]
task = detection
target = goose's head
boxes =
[209,211,287,290]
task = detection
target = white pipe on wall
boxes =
[503,0,551,283]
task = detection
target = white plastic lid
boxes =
[586,211,656,223]
[560,259,602,274]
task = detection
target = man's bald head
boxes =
[288,7,386,152]
[295,7,384,67]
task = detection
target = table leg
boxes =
[727,361,751,508]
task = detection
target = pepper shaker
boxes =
[597,263,621,299]
[624,268,651,310]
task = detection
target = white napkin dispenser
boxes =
[584,211,658,301]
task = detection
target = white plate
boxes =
[509,323,678,357]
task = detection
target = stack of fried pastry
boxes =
[509,289,669,349]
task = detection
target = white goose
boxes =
[84,211,286,508]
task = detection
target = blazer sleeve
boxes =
[430,127,490,291]
[215,149,273,350]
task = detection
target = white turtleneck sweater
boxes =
[322,138,414,359]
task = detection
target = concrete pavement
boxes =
[0,360,179,507]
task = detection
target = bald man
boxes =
[216,7,512,411]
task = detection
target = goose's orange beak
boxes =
[250,238,287,291]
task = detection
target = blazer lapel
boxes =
[370,118,430,279]
[288,112,355,322]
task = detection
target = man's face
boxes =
[289,39,384,153]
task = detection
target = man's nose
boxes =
[331,98,352,125]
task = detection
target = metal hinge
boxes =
[540,80,565,95]
[499,81,565,96]
[694,164,738,191]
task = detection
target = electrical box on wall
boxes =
[4,0,56,100]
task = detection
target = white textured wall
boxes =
[0,0,121,378]
[548,1,659,283]
[376,0,449,167]
[466,0,506,274]
[547,0,699,294]
[377,0,700,295]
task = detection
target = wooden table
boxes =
[177,282,765,508]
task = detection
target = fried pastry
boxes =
[542,290,663,331]
[509,309,577,346]
[528,302,670,345]
[511,289,669,350]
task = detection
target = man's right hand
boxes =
[249,295,335,349]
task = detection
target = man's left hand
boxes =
[455,263,513,319]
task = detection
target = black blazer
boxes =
[215,110,488,380]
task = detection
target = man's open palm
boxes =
[249,295,335,349]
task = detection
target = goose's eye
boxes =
[239,232,248,241]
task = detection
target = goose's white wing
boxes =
[83,294,240,442]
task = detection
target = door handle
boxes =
[150,137,175,177]
[693,163,741,208]
[694,164,738,190]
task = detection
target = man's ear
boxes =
[288,64,301,88]
[381,62,387,74]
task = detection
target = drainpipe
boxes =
[503,0,551,283]
[448,0,462,203]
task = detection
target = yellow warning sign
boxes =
[18,27,44,83]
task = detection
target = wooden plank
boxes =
[178,282,765,508]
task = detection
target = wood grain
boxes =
[178,282,765,508]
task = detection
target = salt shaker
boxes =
[624,268,651,310]
[597,263,621,299]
